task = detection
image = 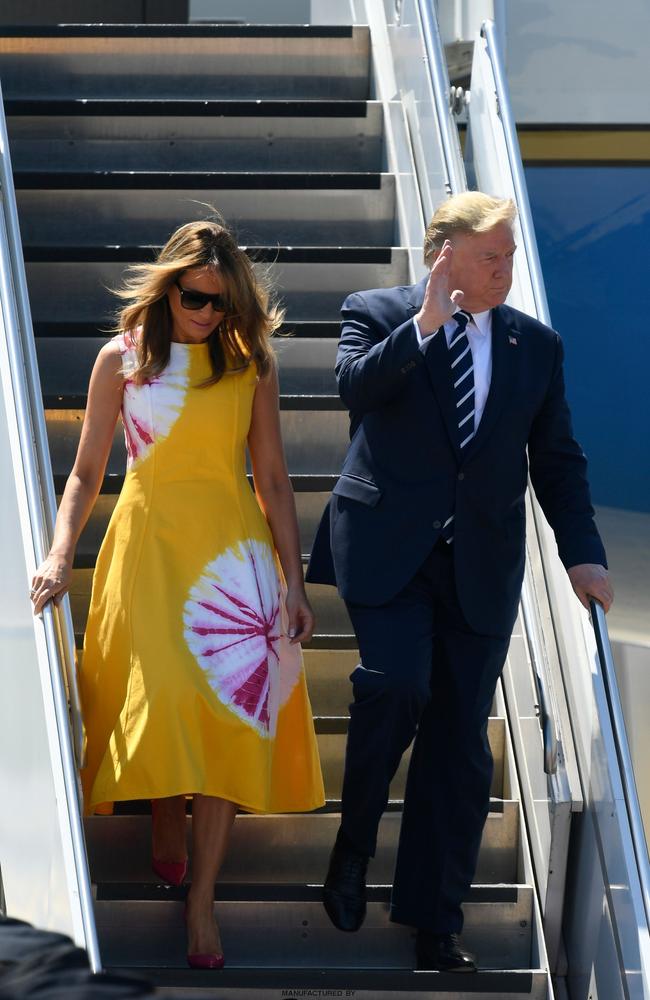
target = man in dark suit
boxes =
[306,192,613,972]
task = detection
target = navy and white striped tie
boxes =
[441,309,474,545]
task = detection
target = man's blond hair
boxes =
[423,192,517,267]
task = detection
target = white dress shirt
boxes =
[413,310,493,432]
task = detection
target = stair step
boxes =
[75,630,356,651]
[73,641,359,716]
[47,394,343,413]
[16,176,396,247]
[76,563,493,661]
[7,99,383,173]
[27,249,405,322]
[47,409,351,477]
[67,561,357,635]
[37,335,339,401]
[85,801,520,886]
[315,720,505,802]
[70,616,505,794]
[0,26,363,38]
[77,646,359,717]
[36,320,341,339]
[75,645,359,714]
[24,245,395,263]
[109,965,547,999]
[93,883,534,970]
[305,633,357,649]
[6,98,373,118]
[70,487,333,571]
[95,882,519,903]
[0,25,371,101]
[74,645,360,713]
[60,473,338,497]
[15,170,385,190]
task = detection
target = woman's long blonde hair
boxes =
[113,217,283,385]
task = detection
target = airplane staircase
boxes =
[0,5,647,999]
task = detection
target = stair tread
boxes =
[75,630,355,648]
[46,393,344,412]
[15,170,386,190]
[0,24,361,38]
[94,882,528,903]
[109,966,539,992]
[102,798,403,817]
[6,98,373,117]
[62,474,340,496]
[37,321,341,338]
[74,715,503,739]
[24,245,397,262]
[93,797,508,818]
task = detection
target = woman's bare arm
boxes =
[247,361,314,644]
[31,341,124,614]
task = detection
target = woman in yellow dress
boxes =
[30,218,325,968]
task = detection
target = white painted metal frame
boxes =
[0,78,100,968]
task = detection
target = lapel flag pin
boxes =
[509,336,518,345]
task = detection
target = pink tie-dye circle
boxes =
[183,540,302,738]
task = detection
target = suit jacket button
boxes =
[433,520,442,529]
[458,472,465,481]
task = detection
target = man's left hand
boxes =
[567,563,614,613]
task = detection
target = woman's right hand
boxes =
[30,553,73,615]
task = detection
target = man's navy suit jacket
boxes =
[306,277,607,638]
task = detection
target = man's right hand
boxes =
[414,240,465,337]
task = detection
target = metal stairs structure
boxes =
[0,6,648,1000]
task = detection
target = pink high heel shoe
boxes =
[151,799,188,886]
[184,903,225,970]
[151,857,188,887]
[186,952,225,970]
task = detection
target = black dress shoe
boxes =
[415,931,477,972]
[322,831,368,932]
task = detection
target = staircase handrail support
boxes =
[0,76,100,968]
[415,0,466,197]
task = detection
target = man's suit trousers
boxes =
[341,539,511,933]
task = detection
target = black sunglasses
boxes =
[174,280,229,313]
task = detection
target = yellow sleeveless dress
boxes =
[80,331,324,815]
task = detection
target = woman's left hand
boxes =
[285,585,315,645]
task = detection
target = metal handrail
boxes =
[480,19,550,325]
[591,599,650,927]
[0,79,100,970]
[416,0,466,195]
